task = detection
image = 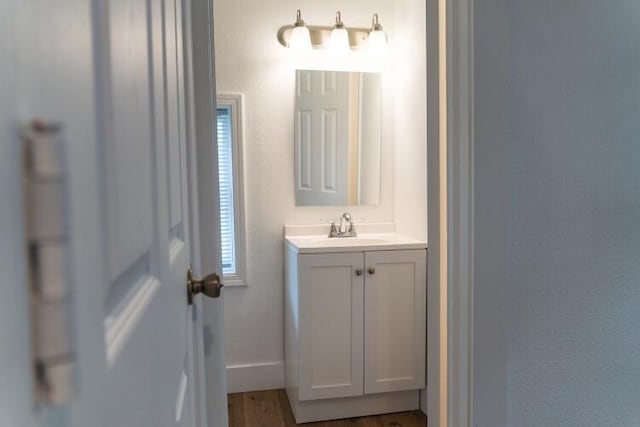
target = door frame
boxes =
[183,0,228,426]
[426,0,474,426]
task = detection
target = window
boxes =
[216,94,246,286]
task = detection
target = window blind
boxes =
[216,106,236,275]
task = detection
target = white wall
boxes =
[390,0,427,411]
[392,0,427,241]
[214,0,426,392]
[474,1,640,425]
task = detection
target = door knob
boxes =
[355,268,364,276]
[187,268,224,305]
[368,267,376,275]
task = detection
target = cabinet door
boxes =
[364,250,427,394]
[299,252,364,400]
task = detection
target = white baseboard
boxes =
[226,361,285,394]
[289,390,419,423]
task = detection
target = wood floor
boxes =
[228,389,427,427]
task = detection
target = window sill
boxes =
[222,275,247,287]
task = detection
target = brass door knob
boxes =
[187,268,224,305]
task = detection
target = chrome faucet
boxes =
[339,212,352,234]
[329,212,358,238]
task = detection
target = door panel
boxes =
[299,253,364,401]
[364,250,427,394]
[166,0,182,232]
[175,359,192,426]
[104,0,155,279]
[94,0,195,424]
[2,0,225,425]
[3,1,104,426]
[97,0,193,424]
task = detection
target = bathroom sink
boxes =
[306,236,389,246]
[285,232,426,254]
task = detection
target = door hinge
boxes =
[22,120,75,406]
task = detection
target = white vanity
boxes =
[284,223,427,423]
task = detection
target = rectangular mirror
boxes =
[294,70,382,206]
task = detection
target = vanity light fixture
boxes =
[328,11,350,53]
[367,14,388,54]
[289,10,312,53]
[277,11,388,52]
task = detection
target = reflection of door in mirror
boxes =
[294,70,381,207]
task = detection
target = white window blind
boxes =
[216,106,236,275]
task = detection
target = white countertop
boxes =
[284,224,427,254]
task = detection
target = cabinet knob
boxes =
[368,267,376,275]
[355,269,364,276]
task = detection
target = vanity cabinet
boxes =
[297,252,365,401]
[363,250,427,394]
[284,243,426,423]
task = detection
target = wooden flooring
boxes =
[228,389,427,427]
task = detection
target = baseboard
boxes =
[226,361,285,394]
[289,390,420,423]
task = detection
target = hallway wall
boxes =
[472,0,511,425]
[474,1,640,425]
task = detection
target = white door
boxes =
[298,253,364,400]
[295,70,350,206]
[0,1,227,426]
[364,250,427,394]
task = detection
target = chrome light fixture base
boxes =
[278,10,388,51]
[277,25,370,50]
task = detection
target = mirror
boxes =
[294,70,382,206]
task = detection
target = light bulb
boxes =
[367,14,388,55]
[289,10,312,53]
[290,26,311,53]
[329,28,349,52]
[329,11,350,53]
[368,30,388,54]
